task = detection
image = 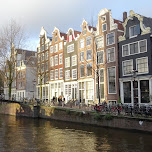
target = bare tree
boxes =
[0,19,28,99]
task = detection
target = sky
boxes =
[0,0,152,51]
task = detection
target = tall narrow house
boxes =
[49,27,67,100]
[64,28,80,102]
[119,10,152,106]
[95,8,123,104]
[37,27,51,101]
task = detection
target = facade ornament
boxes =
[119,10,151,42]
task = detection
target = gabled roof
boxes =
[114,19,124,31]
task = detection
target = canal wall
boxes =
[1,101,152,132]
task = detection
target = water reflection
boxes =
[0,115,152,152]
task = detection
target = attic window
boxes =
[55,36,57,42]
[129,24,140,38]
[83,29,87,35]
[101,15,106,22]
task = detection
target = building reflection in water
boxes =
[0,115,152,152]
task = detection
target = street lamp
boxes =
[33,79,36,98]
[132,69,138,108]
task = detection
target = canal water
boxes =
[0,115,152,152]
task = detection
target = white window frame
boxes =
[55,55,58,66]
[55,69,58,80]
[50,46,53,53]
[106,32,115,46]
[122,39,147,57]
[59,42,62,50]
[80,64,85,78]
[136,57,149,75]
[72,69,77,80]
[96,50,104,65]
[79,51,84,62]
[65,57,70,68]
[50,56,54,67]
[102,23,107,32]
[54,44,58,52]
[65,70,70,80]
[86,50,92,61]
[72,55,77,66]
[59,68,63,79]
[106,47,115,63]
[86,36,91,46]
[79,39,84,49]
[96,36,104,49]
[50,70,54,80]
[129,25,138,38]
[59,53,63,65]
[122,59,133,76]
[107,66,116,94]
[67,43,74,53]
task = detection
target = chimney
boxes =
[123,12,127,22]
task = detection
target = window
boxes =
[123,81,131,103]
[83,30,87,35]
[50,70,54,80]
[107,47,115,62]
[80,51,84,62]
[41,53,44,61]
[55,55,58,65]
[45,62,48,71]
[86,50,92,60]
[37,47,40,53]
[79,39,84,48]
[80,65,84,77]
[41,38,44,44]
[72,69,77,79]
[41,45,44,51]
[130,42,138,55]
[41,64,44,72]
[137,57,148,74]
[45,51,49,60]
[96,36,104,49]
[59,42,62,50]
[139,40,146,53]
[55,36,57,42]
[96,51,104,64]
[55,69,58,79]
[45,44,48,50]
[65,84,71,96]
[107,32,114,45]
[108,67,116,94]
[86,81,93,99]
[54,44,58,52]
[50,46,53,53]
[129,24,140,38]
[122,40,147,57]
[38,65,40,73]
[122,45,129,56]
[50,57,54,67]
[140,80,150,103]
[59,68,63,79]
[87,63,92,76]
[123,60,133,76]
[65,57,70,68]
[72,55,77,66]
[59,53,63,64]
[67,44,74,53]
[102,23,107,32]
[86,36,91,46]
[65,70,70,80]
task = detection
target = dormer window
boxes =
[83,29,87,35]
[69,35,72,42]
[129,24,140,38]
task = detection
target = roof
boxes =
[143,16,152,32]
[88,26,97,31]
[74,30,81,37]
[114,19,124,31]
[16,49,36,60]
[60,32,67,40]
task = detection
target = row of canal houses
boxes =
[36,8,152,106]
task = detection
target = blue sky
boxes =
[0,0,152,51]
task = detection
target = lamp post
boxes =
[33,79,36,99]
[132,69,138,108]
